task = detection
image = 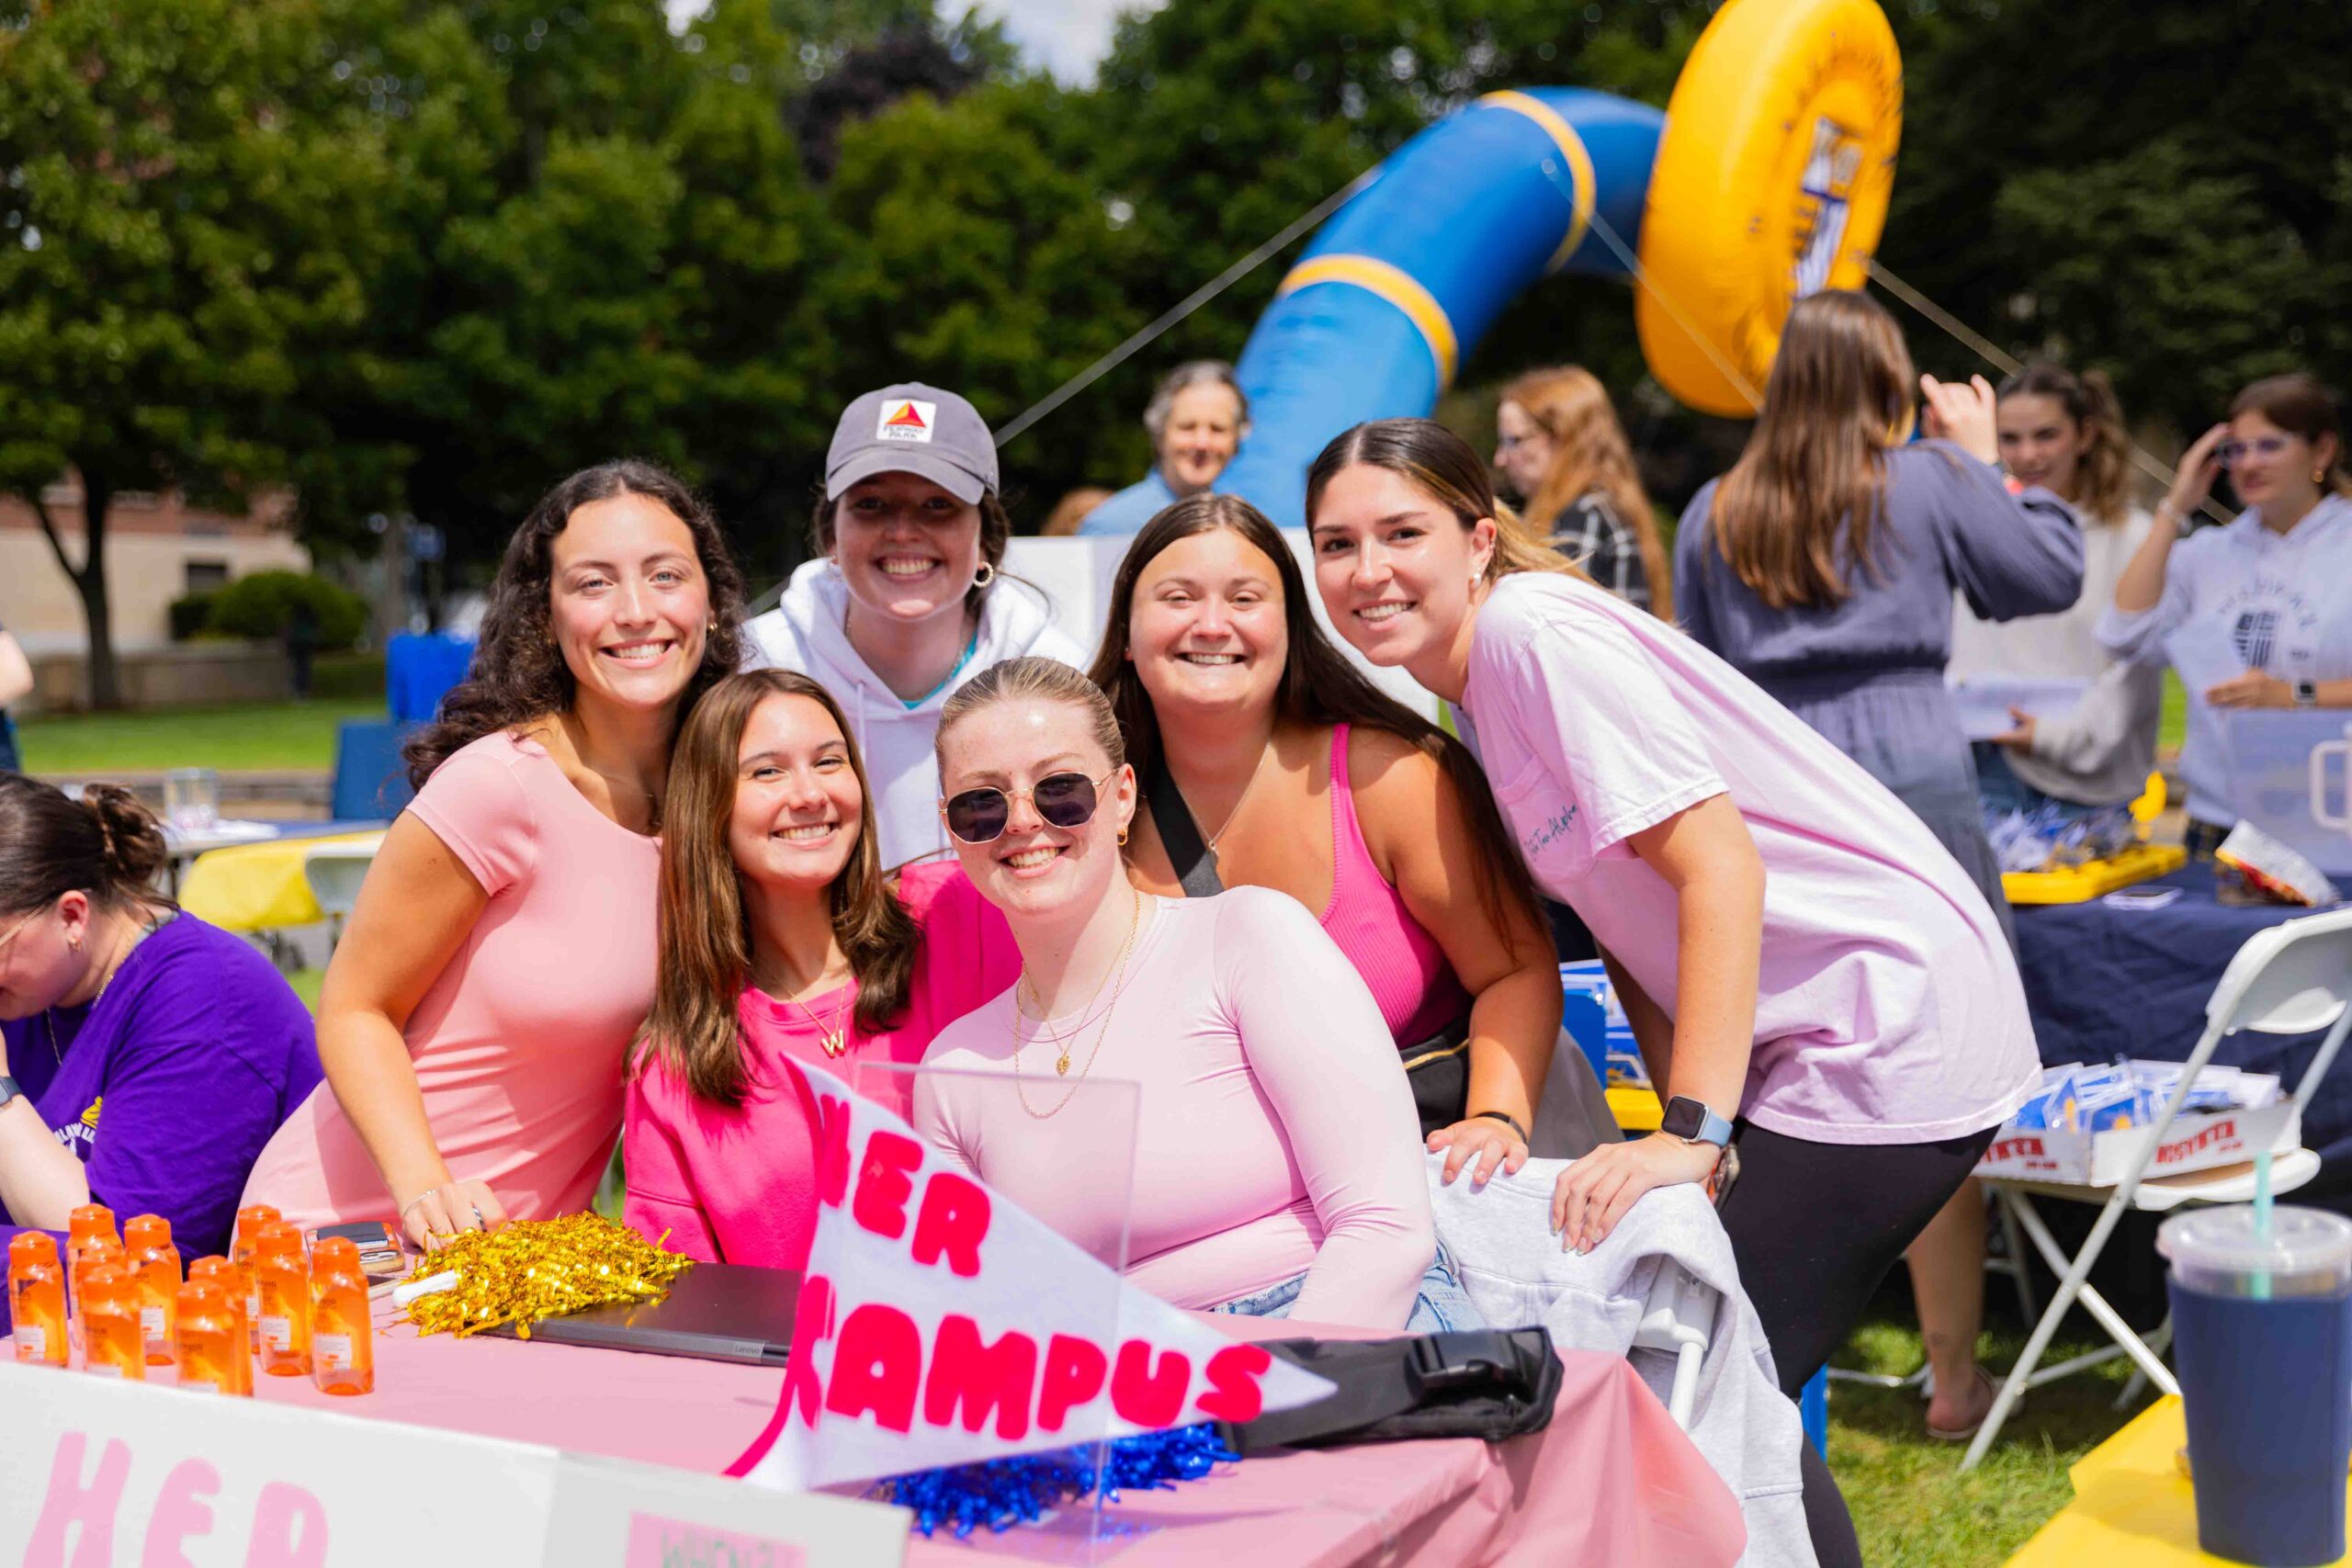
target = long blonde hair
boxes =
[635,670,919,1108]
[1710,289,1916,610]
[1501,366,1673,616]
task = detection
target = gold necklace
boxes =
[1012,890,1145,1117]
[770,956,855,1059]
[1181,739,1275,852]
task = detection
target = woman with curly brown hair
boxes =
[242,460,746,1249]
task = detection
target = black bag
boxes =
[1145,752,1473,1138]
[1218,1328,1565,1456]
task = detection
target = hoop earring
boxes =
[973,562,996,589]
[1116,826,1129,846]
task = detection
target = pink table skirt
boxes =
[148,1307,1744,1568]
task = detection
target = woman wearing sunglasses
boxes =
[623,671,1018,1269]
[2102,371,2352,852]
[1089,492,1600,1186]
[0,778,320,1258]
[915,658,1451,1333]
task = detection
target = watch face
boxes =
[1659,1097,1704,1141]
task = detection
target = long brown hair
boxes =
[1502,367,1673,616]
[635,670,920,1108]
[2232,372,2352,498]
[0,777,172,919]
[407,461,747,788]
[2000,363,2133,525]
[1089,492,1545,942]
[1709,289,1916,610]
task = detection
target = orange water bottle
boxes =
[310,1260,373,1396]
[310,1236,362,1291]
[254,1222,311,1376]
[79,1263,143,1380]
[64,1204,118,1314]
[9,1233,67,1367]
[231,1204,277,1348]
[123,1214,182,1366]
[172,1281,247,1396]
[70,1235,124,1352]
[185,1257,253,1395]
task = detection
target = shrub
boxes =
[202,571,368,649]
[167,591,220,642]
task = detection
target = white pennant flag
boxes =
[728,1057,1336,1490]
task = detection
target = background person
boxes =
[1078,361,1250,536]
[624,670,1017,1269]
[1089,492,1596,1179]
[1951,363,2164,817]
[0,625,32,773]
[743,383,1084,869]
[242,460,745,1249]
[1308,418,2047,1568]
[1494,366,1673,616]
[1671,289,2083,949]
[2100,370,2352,853]
[916,657,1451,1333]
[0,778,319,1257]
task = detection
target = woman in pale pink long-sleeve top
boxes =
[914,657,1455,1332]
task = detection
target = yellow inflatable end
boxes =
[1635,0,1904,417]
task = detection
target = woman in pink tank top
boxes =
[1087,493,1564,1186]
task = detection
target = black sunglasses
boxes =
[940,769,1117,844]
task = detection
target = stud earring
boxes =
[2318,468,2330,486]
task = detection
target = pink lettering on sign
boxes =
[27,1432,130,1568]
[626,1513,806,1568]
[851,1132,924,1241]
[244,1483,328,1568]
[141,1458,220,1567]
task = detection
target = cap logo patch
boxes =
[877,400,936,443]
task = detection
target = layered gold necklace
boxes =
[1011,888,1145,1118]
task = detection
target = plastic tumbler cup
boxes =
[2159,1204,2352,1566]
[164,768,220,832]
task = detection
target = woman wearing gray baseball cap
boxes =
[743,384,1086,869]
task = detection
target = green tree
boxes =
[0,0,390,705]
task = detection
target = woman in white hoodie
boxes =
[2100,371,2352,853]
[742,383,1086,868]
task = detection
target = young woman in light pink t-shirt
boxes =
[1309,420,2041,1568]
[623,671,1019,1269]
[241,461,747,1250]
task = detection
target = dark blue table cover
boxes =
[2013,862,2352,1201]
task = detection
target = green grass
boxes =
[18,695,384,774]
[2160,668,2187,754]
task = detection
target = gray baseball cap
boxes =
[826,383,999,504]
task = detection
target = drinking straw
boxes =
[2253,1150,2274,1302]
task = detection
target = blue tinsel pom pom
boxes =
[872,1424,1238,1538]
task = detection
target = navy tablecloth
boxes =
[2013,862,2352,1200]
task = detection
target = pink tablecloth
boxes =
[155,1310,1744,1567]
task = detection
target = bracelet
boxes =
[1470,1110,1530,1143]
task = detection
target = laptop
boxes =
[484,1261,799,1367]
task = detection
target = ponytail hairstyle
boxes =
[1305,418,1577,585]
[1089,491,1547,942]
[635,670,919,1109]
[1709,288,1916,610]
[1501,367,1674,616]
[1999,363,2134,525]
[2230,372,2352,499]
[405,460,747,790]
[0,777,173,919]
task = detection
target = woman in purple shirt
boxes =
[0,778,321,1258]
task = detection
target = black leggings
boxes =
[1716,1120,2000,1568]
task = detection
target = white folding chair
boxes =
[1962,906,2352,1470]
[1633,1265,1721,1430]
[302,840,382,952]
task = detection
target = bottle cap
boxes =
[124,1214,173,1250]
[175,1280,228,1314]
[312,1237,362,1271]
[82,1260,132,1304]
[9,1231,58,1267]
[187,1255,235,1282]
[254,1222,306,1261]
[78,1237,124,1270]
[232,1205,281,1253]
[67,1204,118,1244]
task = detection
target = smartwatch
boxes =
[1659,1095,1735,1150]
[0,1075,21,1111]
[2295,679,2320,708]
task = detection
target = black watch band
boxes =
[1470,1109,1530,1142]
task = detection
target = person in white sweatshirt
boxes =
[2099,371,2352,852]
[1950,364,2165,814]
[741,383,1086,868]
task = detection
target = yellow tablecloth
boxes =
[1609,1085,1664,1133]
[2007,1395,2351,1565]
[178,831,385,931]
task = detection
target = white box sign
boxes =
[0,1361,907,1567]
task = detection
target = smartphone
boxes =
[310,1220,410,1281]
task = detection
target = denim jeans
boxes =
[1971,741,2103,824]
[1208,1239,1483,1334]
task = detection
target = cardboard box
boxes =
[1977,1100,2301,1186]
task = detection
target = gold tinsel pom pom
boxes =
[399,1213,694,1340]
